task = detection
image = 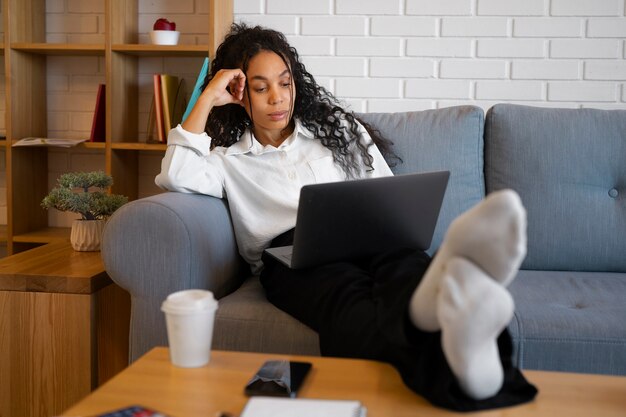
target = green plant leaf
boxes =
[42,171,128,219]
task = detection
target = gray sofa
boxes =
[102,103,626,376]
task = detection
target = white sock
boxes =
[409,189,526,332]
[438,257,514,400]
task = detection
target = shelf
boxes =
[11,43,106,56]
[112,142,167,151]
[13,227,71,244]
[112,44,209,57]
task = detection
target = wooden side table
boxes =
[0,241,131,417]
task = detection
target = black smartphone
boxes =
[244,360,312,398]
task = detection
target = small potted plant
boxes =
[41,171,128,251]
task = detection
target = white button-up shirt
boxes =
[155,119,393,274]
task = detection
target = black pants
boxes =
[260,229,537,411]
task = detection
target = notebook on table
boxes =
[240,396,366,417]
[264,170,450,269]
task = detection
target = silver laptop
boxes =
[264,170,450,269]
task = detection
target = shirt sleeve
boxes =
[154,125,226,198]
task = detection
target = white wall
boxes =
[235,0,626,112]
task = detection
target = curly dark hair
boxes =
[202,23,399,178]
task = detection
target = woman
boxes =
[156,23,537,411]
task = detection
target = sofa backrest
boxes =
[485,103,626,272]
[358,106,485,253]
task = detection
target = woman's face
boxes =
[243,50,296,146]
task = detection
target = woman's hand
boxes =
[181,69,246,134]
[205,69,246,107]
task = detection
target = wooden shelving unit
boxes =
[1,0,233,254]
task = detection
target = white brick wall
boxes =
[477,0,546,16]
[46,0,105,43]
[336,0,401,15]
[406,0,471,16]
[513,18,582,37]
[235,0,626,111]
[588,18,626,37]
[550,0,623,16]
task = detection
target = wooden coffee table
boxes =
[62,347,626,416]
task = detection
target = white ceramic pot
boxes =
[70,219,106,251]
[150,30,180,45]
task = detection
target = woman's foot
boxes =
[409,189,526,331]
[438,257,514,400]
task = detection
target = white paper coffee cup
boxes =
[161,289,218,367]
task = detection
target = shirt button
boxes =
[609,188,618,198]
[288,172,296,180]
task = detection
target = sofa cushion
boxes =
[508,270,626,375]
[358,106,485,253]
[485,104,626,272]
[214,277,321,355]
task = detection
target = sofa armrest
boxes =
[102,191,246,361]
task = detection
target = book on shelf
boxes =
[146,94,157,142]
[149,73,187,144]
[172,78,187,130]
[160,74,179,133]
[152,74,165,143]
[240,397,366,417]
[182,57,209,123]
[89,84,106,142]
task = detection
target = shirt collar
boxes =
[225,119,315,156]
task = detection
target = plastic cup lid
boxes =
[161,289,218,314]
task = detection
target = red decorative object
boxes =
[154,18,176,31]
